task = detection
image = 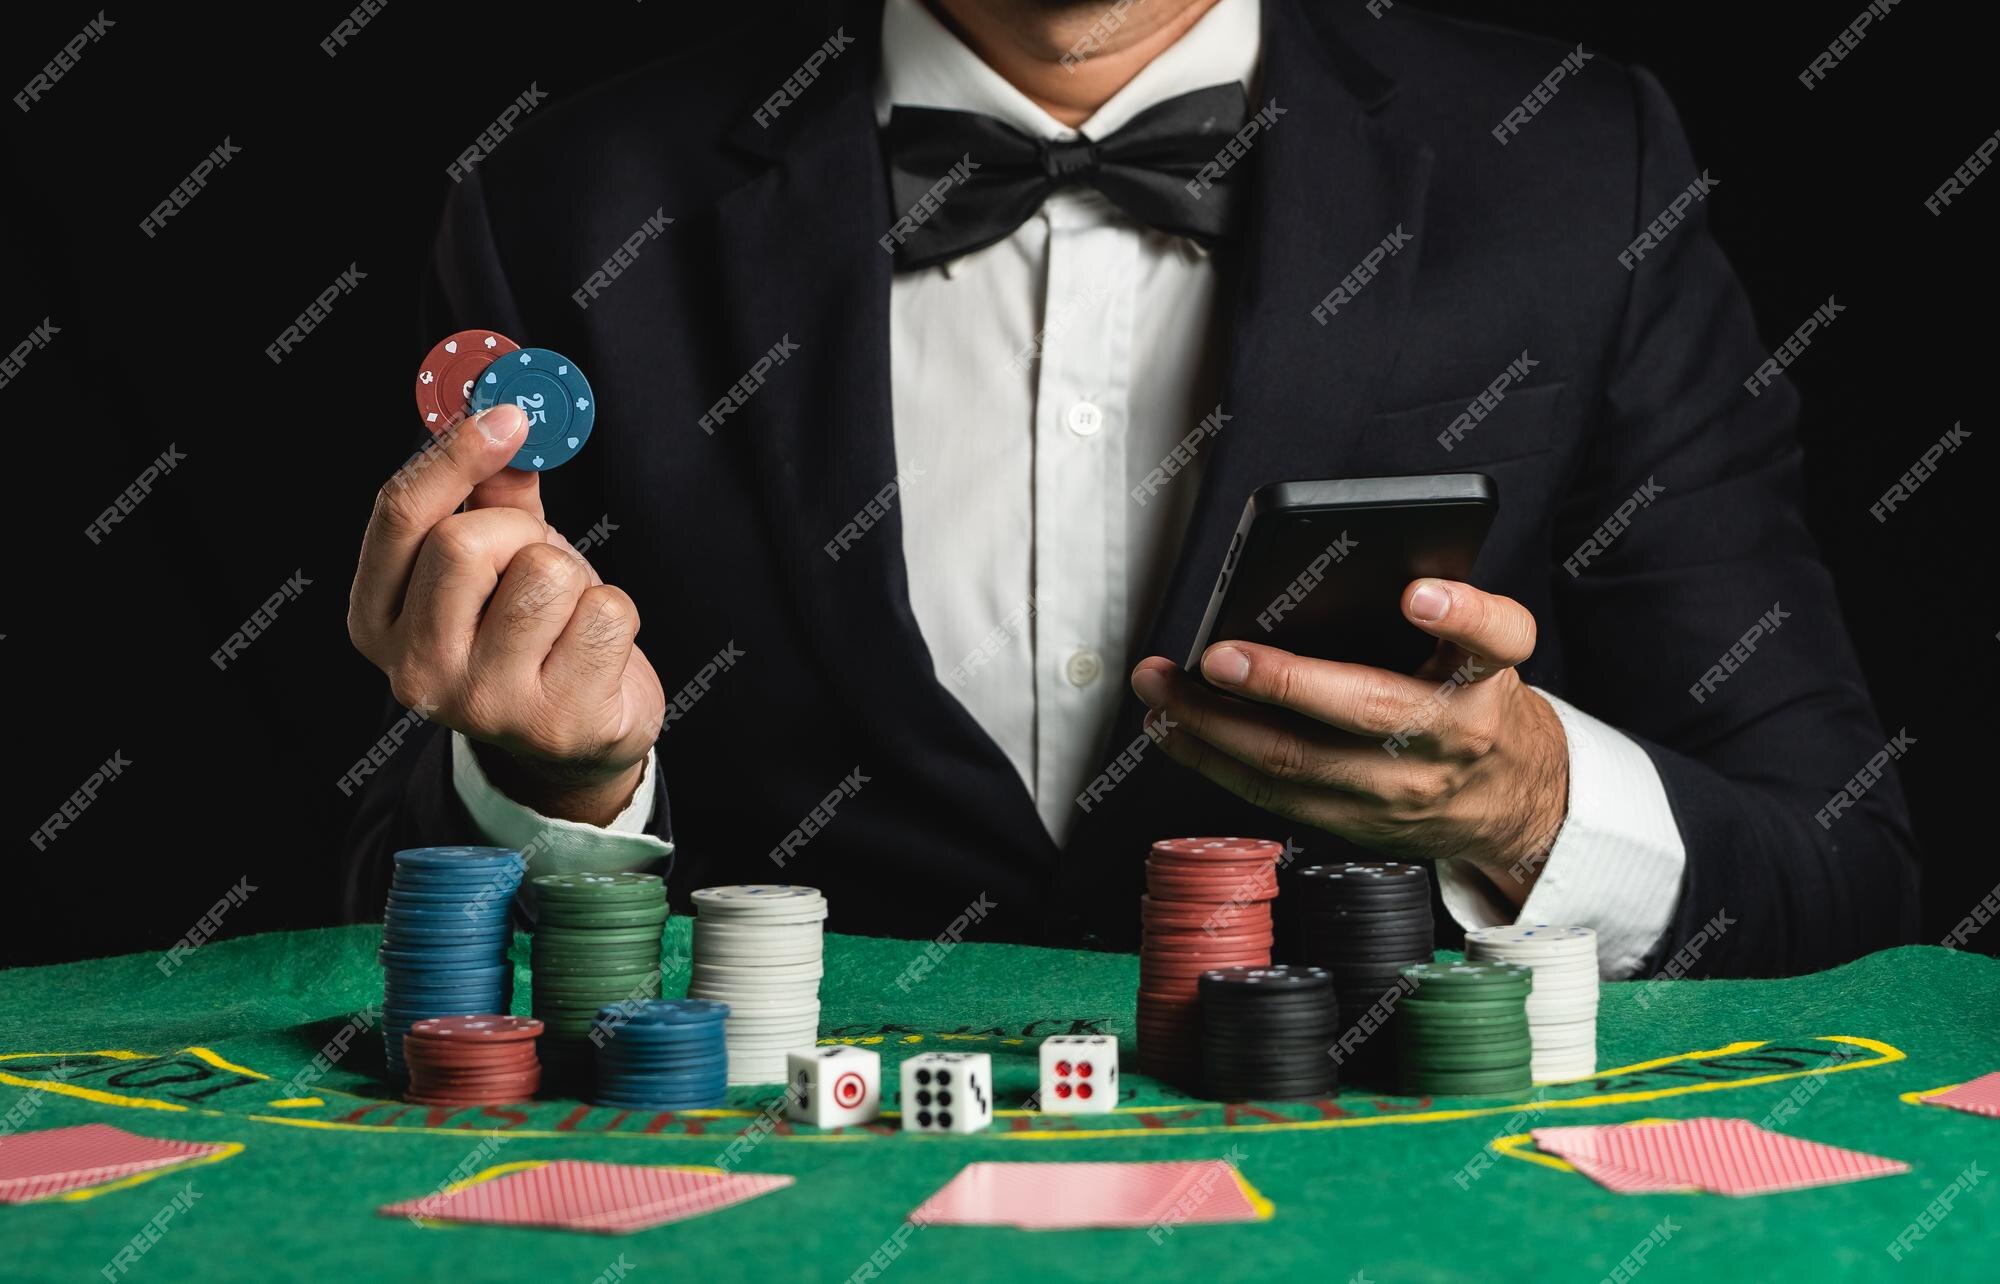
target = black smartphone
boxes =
[1184,475,1498,678]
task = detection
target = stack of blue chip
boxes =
[380,846,525,1079]
[591,1000,730,1110]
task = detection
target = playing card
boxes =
[379,1160,792,1234]
[908,1160,1269,1230]
[1534,1117,1909,1197]
[1920,1072,2000,1119]
[0,1123,230,1204]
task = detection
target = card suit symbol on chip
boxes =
[575,398,589,411]
[558,365,570,375]
[484,372,497,384]
[567,437,580,448]
[419,370,434,385]
[518,353,533,365]
[532,456,545,468]
[482,335,498,348]
[444,340,459,354]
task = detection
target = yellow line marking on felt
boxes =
[265,1098,324,1109]
[1230,1165,1276,1220]
[185,1047,269,1080]
[1899,1083,1961,1106]
[35,1143,247,1204]
[0,1071,188,1114]
[1492,1117,1687,1176]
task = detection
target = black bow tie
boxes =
[880,83,1253,270]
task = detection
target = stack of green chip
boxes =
[1394,960,1534,1097]
[529,873,669,1080]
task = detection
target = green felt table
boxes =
[3,927,1997,1283]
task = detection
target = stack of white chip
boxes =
[686,885,828,1085]
[1462,924,1599,1081]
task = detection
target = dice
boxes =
[1039,1035,1118,1113]
[898,1052,992,1134]
[785,1046,881,1128]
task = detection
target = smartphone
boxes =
[1184,475,1498,678]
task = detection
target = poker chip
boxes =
[1135,838,1285,1088]
[589,1000,731,1110]
[1463,924,1599,1081]
[1275,862,1434,1090]
[377,847,524,1079]
[1395,961,1534,1096]
[1197,966,1340,1101]
[467,346,596,472]
[688,886,826,1085]
[415,329,521,435]
[528,872,667,1086]
[403,1015,544,1106]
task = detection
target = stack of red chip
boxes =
[1136,837,1283,1086]
[403,1015,545,1107]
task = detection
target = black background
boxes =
[2,2,1990,966]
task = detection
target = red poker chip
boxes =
[1141,895,1271,922]
[1142,929,1276,949]
[1150,837,1285,862]
[415,329,522,434]
[408,1015,544,1042]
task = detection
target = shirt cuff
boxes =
[1436,688,1687,979]
[450,732,673,883]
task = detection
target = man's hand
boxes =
[347,405,666,825]
[1130,579,1568,903]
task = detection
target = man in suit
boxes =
[344,0,1917,977]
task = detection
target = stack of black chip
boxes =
[1285,862,1435,1090]
[1197,965,1340,1101]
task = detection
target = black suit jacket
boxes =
[344,0,1918,976]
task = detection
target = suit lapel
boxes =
[1060,0,1435,898]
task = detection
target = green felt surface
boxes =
[3,927,1997,1283]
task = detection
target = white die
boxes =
[898,1052,992,1134]
[1038,1035,1118,1113]
[785,1046,881,1127]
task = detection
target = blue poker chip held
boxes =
[468,346,596,472]
[378,847,525,1079]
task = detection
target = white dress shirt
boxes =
[451,0,1689,977]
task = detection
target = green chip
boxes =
[1401,960,1532,990]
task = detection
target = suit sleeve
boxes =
[338,173,674,922]
[1545,66,1919,976]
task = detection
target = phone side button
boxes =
[1223,532,1243,571]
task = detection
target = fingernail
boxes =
[1203,646,1250,686]
[1131,667,1170,709]
[475,403,523,445]
[1410,582,1450,622]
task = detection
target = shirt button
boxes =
[1065,401,1104,437]
[1064,649,1104,687]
